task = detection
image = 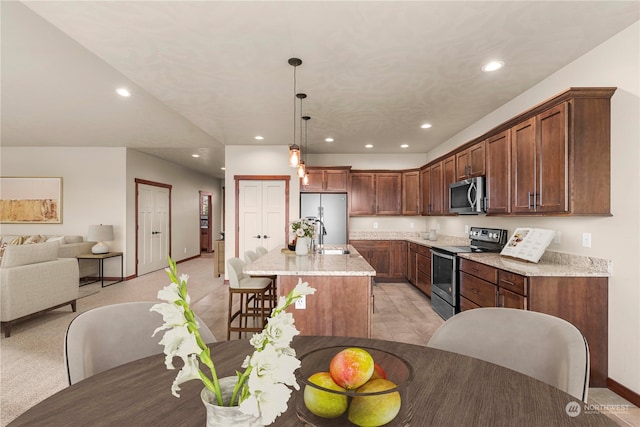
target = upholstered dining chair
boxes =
[226,257,273,340]
[244,250,259,264]
[426,307,590,401]
[64,301,216,385]
[255,246,268,257]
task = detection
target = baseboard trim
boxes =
[608,377,640,407]
[176,254,201,264]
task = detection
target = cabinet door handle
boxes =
[501,279,515,287]
[527,192,532,210]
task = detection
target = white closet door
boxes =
[261,180,286,251]
[238,180,286,256]
[137,183,170,275]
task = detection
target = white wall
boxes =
[224,145,300,268]
[0,147,222,277]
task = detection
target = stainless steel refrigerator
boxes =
[300,193,348,245]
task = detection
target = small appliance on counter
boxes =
[430,227,508,320]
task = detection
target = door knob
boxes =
[263,235,269,239]
[254,235,261,238]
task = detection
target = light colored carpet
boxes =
[0,257,225,427]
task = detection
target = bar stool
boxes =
[247,249,277,306]
[226,257,272,340]
[244,250,259,264]
[255,246,268,257]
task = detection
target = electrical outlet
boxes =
[553,232,561,245]
[464,225,469,234]
[373,222,378,229]
[436,223,440,231]
[410,222,415,229]
[184,248,187,253]
[295,295,306,309]
[582,232,592,248]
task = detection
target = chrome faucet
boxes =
[305,216,327,252]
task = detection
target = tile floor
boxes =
[193,255,638,426]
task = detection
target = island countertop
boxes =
[243,244,376,277]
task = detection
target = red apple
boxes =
[329,347,374,389]
[303,372,348,418]
[370,362,387,380]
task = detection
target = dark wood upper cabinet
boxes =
[511,103,567,214]
[456,141,486,180]
[301,167,350,192]
[429,162,444,215]
[375,173,402,215]
[349,172,375,215]
[402,170,420,215]
[443,155,456,216]
[485,130,511,214]
[420,166,431,215]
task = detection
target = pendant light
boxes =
[302,115,311,185]
[297,93,307,178]
[288,58,302,167]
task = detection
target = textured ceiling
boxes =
[2,1,638,179]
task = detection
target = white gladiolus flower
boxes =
[150,303,187,336]
[154,258,316,426]
[158,324,202,369]
[171,354,201,397]
[263,312,299,351]
[157,282,182,303]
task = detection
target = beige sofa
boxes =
[0,235,98,279]
[0,241,79,337]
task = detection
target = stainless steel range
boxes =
[430,227,508,320]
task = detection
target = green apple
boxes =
[348,378,402,427]
[303,372,348,418]
[329,347,374,389]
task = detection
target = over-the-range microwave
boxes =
[449,176,485,214]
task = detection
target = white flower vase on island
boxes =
[150,257,316,427]
[290,218,315,256]
[295,237,309,256]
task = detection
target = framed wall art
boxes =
[0,177,63,223]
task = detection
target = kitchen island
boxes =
[244,245,376,338]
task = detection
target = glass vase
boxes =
[201,377,263,427]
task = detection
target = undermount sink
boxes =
[316,248,350,255]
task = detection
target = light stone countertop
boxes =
[243,244,376,277]
[349,231,610,277]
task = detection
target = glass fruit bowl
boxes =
[295,346,413,427]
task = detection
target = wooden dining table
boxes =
[9,336,615,426]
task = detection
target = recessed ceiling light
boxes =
[191,154,200,158]
[221,167,226,170]
[401,144,409,148]
[325,137,334,142]
[115,87,131,97]
[254,136,264,140]
[365,144,373,149]
[420,123,432,129]
[482,61,505,72]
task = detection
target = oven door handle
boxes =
[432,250,456,261]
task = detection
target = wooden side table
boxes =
[77,252,124,287]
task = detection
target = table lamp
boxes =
[88,224,114,254]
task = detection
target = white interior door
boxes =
[239,181,263,258]
[238,180,286,256]
[138,183,170,275]
[261,181,286,251]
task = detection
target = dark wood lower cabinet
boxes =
[350,240,406,281]
[459,257,608,387]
